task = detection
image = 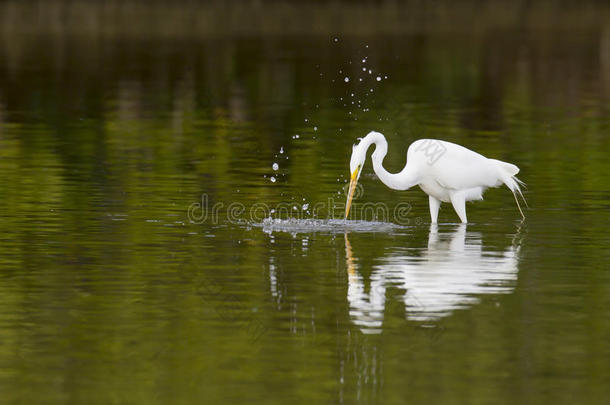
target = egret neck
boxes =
[345,132,419,219]
[366,131,419,191]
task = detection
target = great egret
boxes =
[345,131,526,223]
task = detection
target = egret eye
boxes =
[357,137,362,142]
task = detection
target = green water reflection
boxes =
[1,1,609,404]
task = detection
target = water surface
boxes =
[1,2,609,404]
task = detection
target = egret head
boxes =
[346,139,367,218]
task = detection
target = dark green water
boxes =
[1,2,609,403]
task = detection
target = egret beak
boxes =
[345,168,360,219]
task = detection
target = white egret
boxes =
[345,131,526,223]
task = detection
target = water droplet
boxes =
[280,146,284,154]
[368,69,372,74]
[313,126,318,131]
[270,177,276,183]
[334,37,338,42]
[272,163,279,171]
[376,76,381,81]
[344,77,350,82]
[362,67,366,72]
[302,204,309,210]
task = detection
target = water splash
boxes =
[254,218,407,234]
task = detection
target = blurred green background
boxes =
[0,1,609,404]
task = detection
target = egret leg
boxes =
[427,223,439,248]
[450,192,467,223]
[429,196,441,223]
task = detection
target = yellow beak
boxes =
[345,168,359,219]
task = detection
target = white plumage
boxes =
[345,131,526,223]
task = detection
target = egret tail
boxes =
[490,159,527,220]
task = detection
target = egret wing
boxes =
[407,140,501,190]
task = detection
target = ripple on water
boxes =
[253,218,408,234]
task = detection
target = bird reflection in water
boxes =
[345,233,387,333]
[345,224,521,332]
